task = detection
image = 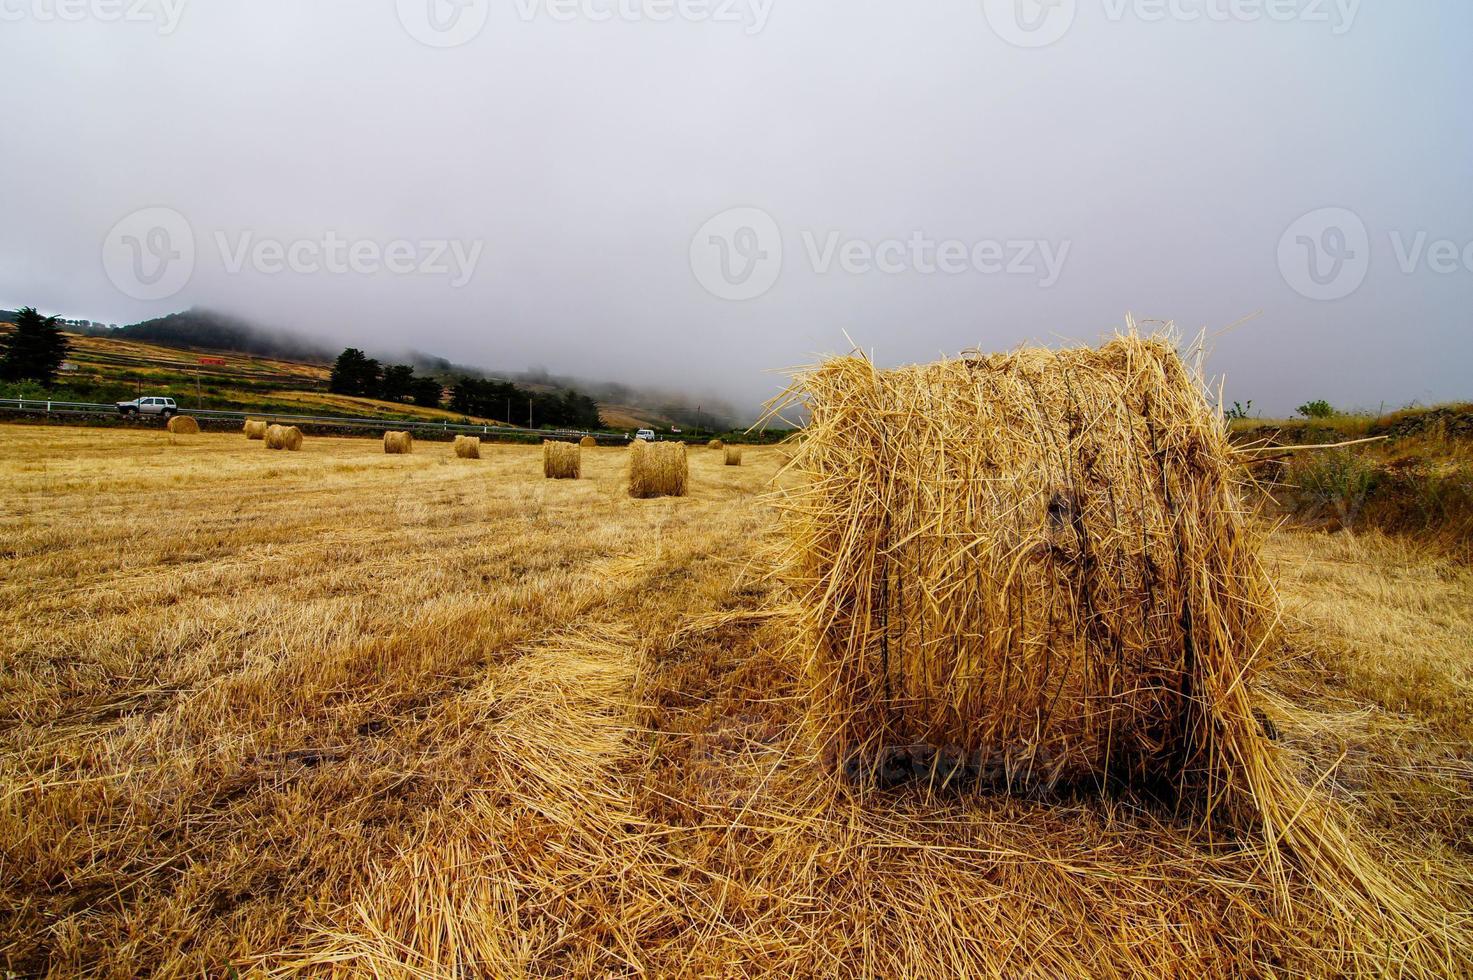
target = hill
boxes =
[0,316,703,432]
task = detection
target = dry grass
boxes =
[629,439,688,498]
[543,440,581,480]
[453,435,481,460]
[383,431,413,455]
[1,423,1470,977]
[166,415,199,435]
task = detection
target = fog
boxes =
[2,0,1469,418]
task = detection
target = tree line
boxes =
[330,348,603,429]
[329,348,444,407]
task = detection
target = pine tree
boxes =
[0,307,70,385]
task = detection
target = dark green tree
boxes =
[329,348,382,398]
[380,364,416,402]
[409,376,443,408]
[0,307,70,385]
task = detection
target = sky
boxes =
[2,0,1470,419]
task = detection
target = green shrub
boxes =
[1287,449,1379,527]
[1297,399,1336,419]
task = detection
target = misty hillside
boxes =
[107,309,336,362]
[92,308,747,429]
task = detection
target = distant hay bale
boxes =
[264,424,303,452]
[166,415,199,435]
[543,440,581,479]
[708,439,724,450]
[628,439,687,498]
[724,445,743,466]
[243,419,268,440]
[383,431,414,455]
[580,435,597,448]
[453,435,481,459]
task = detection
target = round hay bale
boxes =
[708,439,724,450]
[166,415,200,435]
[543,440,581,480]
[580,435,597,448]
[778,336,1277,810]
[724,445,743,466]
[628,439,687,498]
[264,424,302,451]
[243,419,268,440]
[383,431,414,455]
[453,435,481,459]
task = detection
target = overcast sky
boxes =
[2,0,1469,418]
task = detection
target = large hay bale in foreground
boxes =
[264,424,302,451]
[453,435,481,459]
[383,431,414,455]
[780,337,1277,809]
[777,334,1472,968]
[243,419,268,440]
[166,415,200,434]
[628,440,687,498]
[580,435,597,448]
[724,445,743,466]
[543,440,581,479]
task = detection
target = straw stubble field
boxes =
[1,424,1470,977]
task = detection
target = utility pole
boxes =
[528,396,533,429]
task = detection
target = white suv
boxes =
[116,396,178,418]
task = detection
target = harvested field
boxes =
[1,424,1470,977]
